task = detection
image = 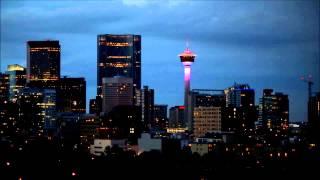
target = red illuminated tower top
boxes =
[179,47,196,63]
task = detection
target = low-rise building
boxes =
[138,133,162,154]
[90,139,126,156]
[190,143,214,156]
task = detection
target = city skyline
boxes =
[1,1,319,178]
[1,0,319,122]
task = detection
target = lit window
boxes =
[130,128,134,134]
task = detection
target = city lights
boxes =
[0,1,319,178]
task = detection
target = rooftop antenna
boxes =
[186,39,189,49]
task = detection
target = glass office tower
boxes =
[6,64,26,100]
[97,34,141,97]
[27,40,60,85]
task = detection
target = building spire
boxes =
[186,40,189,50]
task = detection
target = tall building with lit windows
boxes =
[258,89,289,134]
[223,83,256,132]
[308,92,320,140]
[224,83,254,108]
[169,106,185,128]
[135,86,154,131]
[154,104,168,130]
[89,98,98,115]
[0,73,9,121]
[0,73,9,102]
[56,76,86,114]
[190,89,225,137]
[102,76,133,114]
[6,64,26,100]
[27,40,60,87]
[17,88,57,136]
[97,34,141,111]
[193,106,221,138]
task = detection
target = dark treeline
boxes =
[1,137,319,179]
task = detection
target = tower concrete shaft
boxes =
[184,64,191,130]
[179,47,196,130]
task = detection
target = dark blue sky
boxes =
[1,0,319,121]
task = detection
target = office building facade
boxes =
[169,106,185,128]
[27,41,60,85]
[102,76,133,114]
[190,89,225,137]
[189,89,225,131]
[17,88,57,136]
[0,73,9,102]
[154,104,168,130]
[56,77,86,114]
[224,83,256,132]
[97,34,141,97]
[135,86,154,130]
[258,89,289,134]
[0,73,9,122]
[89,98,98,115]
[6,64,26,100]
[193,106,221,138]
[308,92,320,140]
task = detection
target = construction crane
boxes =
[300,74,314,99]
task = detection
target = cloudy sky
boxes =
[1,0,319,121]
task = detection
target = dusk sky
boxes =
[1,0,319,122]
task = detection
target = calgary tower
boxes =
[179,43,196,130]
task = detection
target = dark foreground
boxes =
[1,137,319,179]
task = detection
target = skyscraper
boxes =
[42,89,57,133]
[1,66,26,135]
[169,106,185,128]
[308,92,320,141]
[17,88,56,136]
[308,92,320,124]
[224,83,256,132]
[154,104,168,130]
[193,106,221,138]
[27,41,60,86]
[89,99,98,115]
[179,45,196,131]
[135,86,154,131]
[102,76,133,114]
[190,89,225,137]
[97,34,141,98]
[6,64,26,100]
[79,114,100,145]
[258,89,289,135]
[0,73,9,121]
[56,77,86,114]
[0,73,9,102]
[105,105,142,143]
[224,83,254,108]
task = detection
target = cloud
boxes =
[122,0,152,7]
[2,0,318,45]
[121,0,187,8]
[1,1,130,39]
[130,0,318,47]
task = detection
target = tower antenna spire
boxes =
[186,39,189,49]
